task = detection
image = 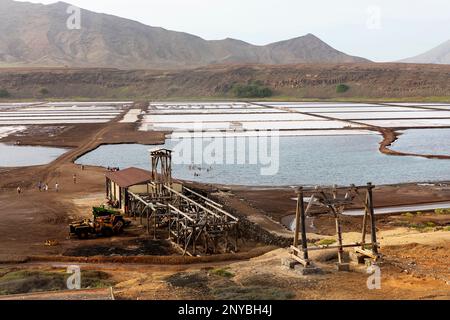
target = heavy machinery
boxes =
[69,206,131,239]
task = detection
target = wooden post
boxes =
[332,184,345,263]
[299,187,309,262]
[367,183,379,255]
[293,188,302,248]
[361,190,369,249]
[167,204,172,240]
[334,211,344,264]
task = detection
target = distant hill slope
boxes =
[402,40,450,64]
[0,0,369,69]
[0,63,449,99]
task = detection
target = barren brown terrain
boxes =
[0,63,450,100]
[1,241,449,300]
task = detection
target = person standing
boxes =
[73,174,77,184]
[17,186,21,195]
[55,182,59,192]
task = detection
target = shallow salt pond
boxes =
[0,143,68,167]
[262,103,381,108]
[152,103,251,110]
[0,126,27,139]
[288,107,420,113]
[150,108,284,114]
[146,113,321,122]
[141,120,359,131]
[389,103,450,107]
[0,102,127,125]
[392,129,450,156]
[317,111,450,120]
[361,119,450,127]
[76,135,450,186]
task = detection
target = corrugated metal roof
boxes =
[105,167,153,188]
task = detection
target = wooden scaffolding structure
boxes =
[126,149,239,256]
[291,183,380,269]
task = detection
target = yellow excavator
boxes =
[69,206,131,239]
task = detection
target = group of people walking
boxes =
[37,181,58,192]
[17,181,58,194]
[17,171,79,195]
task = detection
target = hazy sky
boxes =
[19,0,450,62]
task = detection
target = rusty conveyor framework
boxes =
[290,183,380,269]
[127,149,239,256]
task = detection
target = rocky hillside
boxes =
[402,40,450,65]
[0,0,368,69]
[0,63,449,99]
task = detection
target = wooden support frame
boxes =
[291,183,380,268]
[124,149,240,256]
